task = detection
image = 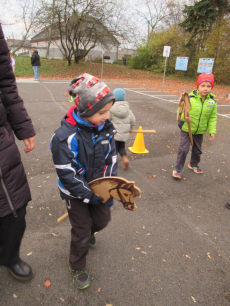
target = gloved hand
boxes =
[90,194,104,205]
[105,199,114,208]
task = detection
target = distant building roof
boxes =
[31,28,59,42]
[7,39,31,49]
[31,22,120,47]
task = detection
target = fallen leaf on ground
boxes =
[44,280,51,287]
[13,294,18,299]
[97,288,101,293]
[141,251,147,254]
[27,252,32,256]
[191,296,196,303]
[207,252,211,259]
[60,298,65,303]
[52,233,58,237]
[148,175,156,179]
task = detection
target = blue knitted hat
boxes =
[113,88,125,101]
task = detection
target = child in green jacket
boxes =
[172,73,217,179]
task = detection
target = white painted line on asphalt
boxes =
[124,88,152,90]
[136,90,162,93]
[149,94,178,97]
[16,79,39,83]
[43,82,70,84]
[217,113,230,118]
[125,88,230,119]
[39,82,67,113]
[124,88,179,103]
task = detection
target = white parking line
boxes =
[217,113,230,118]
[125,88,230,119]
[137,90,163,93]
[149,94,178,97]
[124,88,179,103]
[43,82,70,84]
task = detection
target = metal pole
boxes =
[162,51,168,87]
[213,48,218,74]
[101,51,103,78]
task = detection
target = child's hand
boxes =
[209,134,215,140]
[90,194,104,205]
[23,136,35,154]
[105,199,113,208]
[184,115,191,122]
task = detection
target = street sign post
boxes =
[162,46,171,87]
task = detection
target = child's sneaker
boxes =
[188,163,203,174]
[172,169,182,179]
[89,234,96,249]
[69,266,90,289]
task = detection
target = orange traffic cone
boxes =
[128,126,149,154]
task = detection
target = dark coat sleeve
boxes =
[0,24,36,140]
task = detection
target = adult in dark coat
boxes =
[0,24,36,281]
[31,49,41,81]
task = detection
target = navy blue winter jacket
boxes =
[50,106,117,202]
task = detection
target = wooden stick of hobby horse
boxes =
[129,130,156,133]
[186,112,193,147]
[57,213,68,223]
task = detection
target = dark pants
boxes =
[175,131,203,171]
[0,205,26,266]
[67,198,111,271]
[115,141,127,157]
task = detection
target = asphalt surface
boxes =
[0,78,230,306]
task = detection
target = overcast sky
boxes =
[0,0,192,42]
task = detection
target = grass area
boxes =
[14,56,230,92]
[14,56,165,80]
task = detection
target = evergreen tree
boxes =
[179,0,230,39]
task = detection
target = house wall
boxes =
[30,39,118,61]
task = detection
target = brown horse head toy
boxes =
[57,177,141,223]
[89,177,141,211]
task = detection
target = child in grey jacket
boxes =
[109,88,135,169]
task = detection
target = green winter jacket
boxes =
[178,90,217,135]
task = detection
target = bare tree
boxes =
[38,0,132,65]
[133,0,172,40]
[0,0,41,54]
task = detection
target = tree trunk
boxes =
[74,55,80,64]
[67,57,72,66]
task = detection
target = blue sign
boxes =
[175,57,189,71]
[197,58,214,73]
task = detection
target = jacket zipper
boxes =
[0,168,17,217]
[194,98,204,135]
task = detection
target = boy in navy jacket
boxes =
[50,73,117,289]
